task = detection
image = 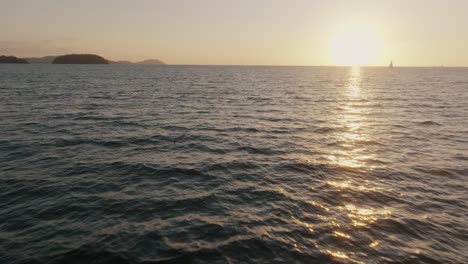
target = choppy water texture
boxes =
[1,65,467,264]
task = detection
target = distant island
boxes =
[52,54,109,64]
[136,59,165,65]
[2,54,165,65]
[0,56,29,64]
[108,59,165,65]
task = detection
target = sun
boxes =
[330,27,382,66]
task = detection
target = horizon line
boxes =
[2,54,467,68]
[166,64,468,68]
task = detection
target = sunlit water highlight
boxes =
[1,65,467,263]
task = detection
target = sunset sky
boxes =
[1,0,467,66]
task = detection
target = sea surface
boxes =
[1,65,467,264]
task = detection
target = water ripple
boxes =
[1,65,467,263]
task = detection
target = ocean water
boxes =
[0,65,467,264]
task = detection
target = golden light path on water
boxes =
[318,67,392,263]
[328,66,371,169]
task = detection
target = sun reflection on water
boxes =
[327,180,381,192]
[317,67,392,262]
[344,204,392,228]
[326,249,350,260]
[333,231,351,239]
[326,67,374,170]
[369,241,380,248]
[346,66,362,97]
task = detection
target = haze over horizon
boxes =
[1,0,468,66]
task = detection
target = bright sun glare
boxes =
[331,27,382,66]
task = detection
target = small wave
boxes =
[417,121,442,126]
[203,161,263,173]
[353,139,385,147]
[236,146,284,155]
[260,117,297,123]
[53,138,126,148]
[107,120,148,128]
[360,158,389,165]
[454,154,468,161]
[413,167,457,177]
[225,127,262,133]
[185,143,228,154]
[314,127,345,133]
[274,161,327,176]
[246,96,272,102]
[160,125,191,131]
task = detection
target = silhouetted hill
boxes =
[137,59,165,65]
[52,54,109,64]
[0,55,29,64]
[25,56,57,64]
[3,54,165,65]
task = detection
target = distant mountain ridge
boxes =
[23,55,165,65]
[136,59,165,65]
[52,54,108,64]
[108,59,165,65]
[0,55,29,64]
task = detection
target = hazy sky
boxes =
[1,0,468,66]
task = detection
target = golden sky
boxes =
[1,0,467,66]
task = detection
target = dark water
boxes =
[1,65,467,264]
